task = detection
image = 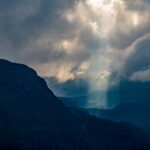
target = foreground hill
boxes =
[0,59,150,150]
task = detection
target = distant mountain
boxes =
[45,76,89,97]
[59,90,107,109]
[118,80,150,104]
[83,79,150,132]
[0,59,150,150]
[45,77,108,108]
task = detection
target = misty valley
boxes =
[46,78,150,133]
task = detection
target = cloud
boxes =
[107,0,150,49]
[120,33,150,81]
[1,0,150,109]
[0,0,91,80]
[123,33,150,75]
[130,68,150,82]
[124,0,150,11]
[98,71,111,80]
[0,0,150,84]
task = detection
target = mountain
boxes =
[59,90,107,109]
[83,80,150,132]
[118,80,150,104]
[45,76,89,97]
[83,101,150,132]
[0,59,150,150]
[45,77,108,108]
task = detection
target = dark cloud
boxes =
[124,0,150,11]
[0,0,96,80]
[107,0,150,49]
[0,0,76,61]
[108,25,150,50]
[121,33,150,80]
[0,0,150,83]
[79,26,102,50]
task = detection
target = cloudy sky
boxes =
[0,0,150,87]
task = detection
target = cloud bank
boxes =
[0,0,150,86]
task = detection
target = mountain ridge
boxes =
[0,59,150,150]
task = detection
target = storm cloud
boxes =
[121,33,150,82]
[0,0,150,84]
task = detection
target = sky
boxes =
[0,0,150,94]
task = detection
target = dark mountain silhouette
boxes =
[118,80,150,104]
[0,59,150,150]
[83,80,150,132]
